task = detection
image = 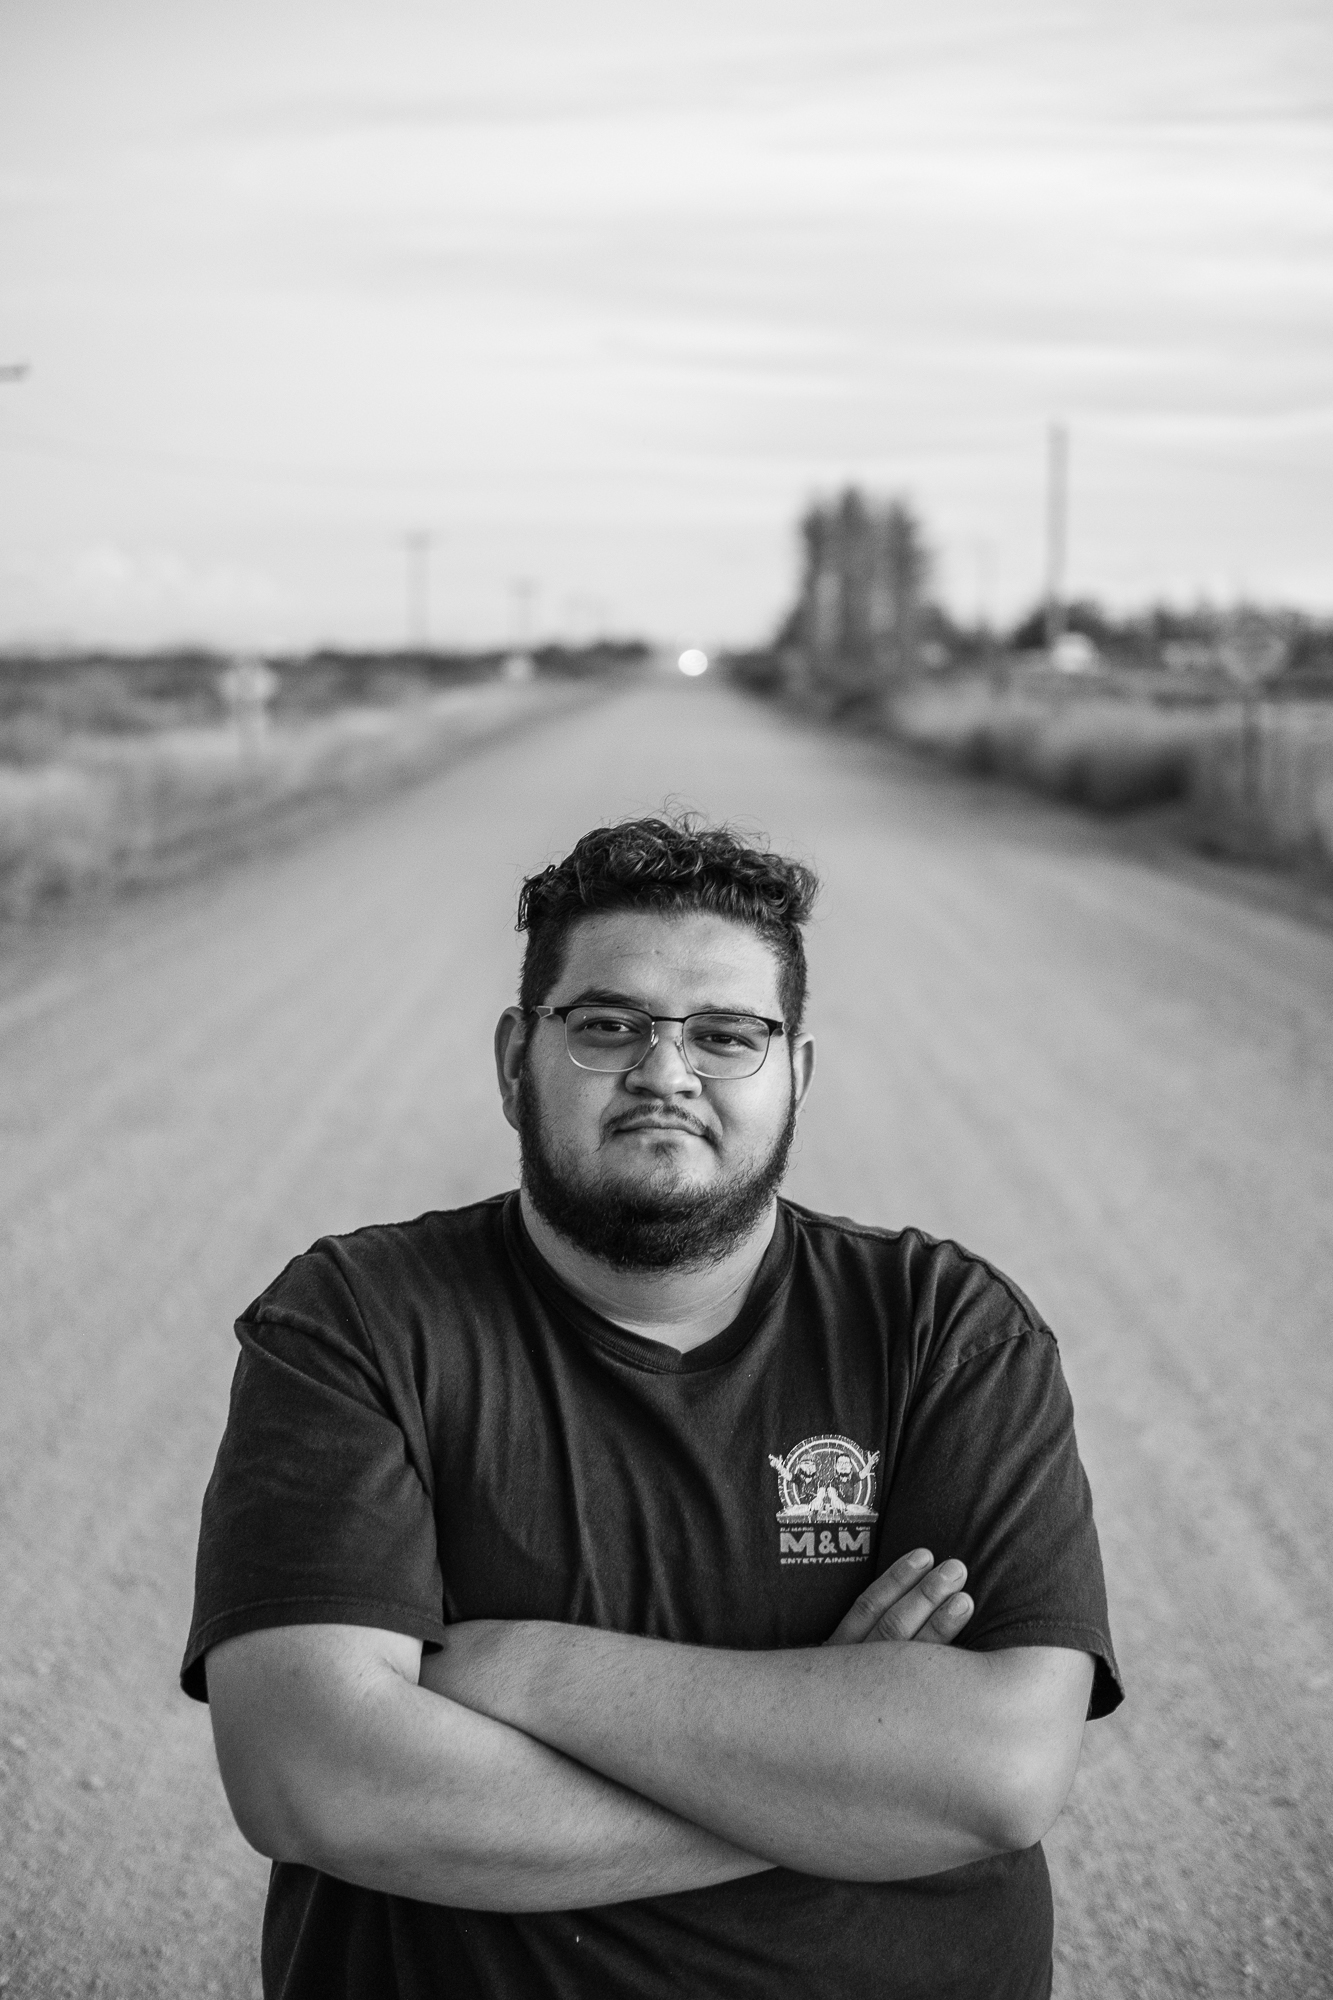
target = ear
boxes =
[789,1032,816,1116]
[494,1008,529,1134]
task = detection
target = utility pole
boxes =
[1044,421,1068,651]
[402,531,433,652]
[511,577,536,649]
[971,537,995,635]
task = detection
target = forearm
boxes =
[431,1624,1082,1880]
[384,1673,770,1909]
[208,1629,770,1912]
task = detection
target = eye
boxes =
[572,1009,645,1040]
[690,1015,768,1052]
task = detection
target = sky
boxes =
[1,0,1330,650]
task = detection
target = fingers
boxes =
[870,1559,971,1644]
[909,1587,975,1647]
[824,1547,935,1647]
[825,1551,974,1647]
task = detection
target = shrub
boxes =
[890,681,1211,814]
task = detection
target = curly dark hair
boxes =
[516,815,819,1029]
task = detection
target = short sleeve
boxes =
[882,1318,1123,1719]
[180,1254,448,1701]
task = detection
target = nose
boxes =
[624,1022,701,1095]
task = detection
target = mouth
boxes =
[607,1112,716,1146]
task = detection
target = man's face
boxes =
[497,909,815,1269]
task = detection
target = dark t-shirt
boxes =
[183,1194,1122,2000]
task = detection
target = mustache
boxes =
[605,1107,717,1145]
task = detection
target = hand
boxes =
[825,1548,972,1648]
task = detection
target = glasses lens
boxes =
[564,1006,653,1071]
[682,1013,771,1078]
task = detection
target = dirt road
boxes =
[2,673,1330,1997]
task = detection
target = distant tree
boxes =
[878,502,932,673]
[793,488,933,708]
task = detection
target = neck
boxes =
[518,1189,779,1355]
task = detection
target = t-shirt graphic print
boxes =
[770,1432,880,1563]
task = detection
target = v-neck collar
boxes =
[503,1191,794,1375]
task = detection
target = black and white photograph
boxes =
[1,4,1330,1996]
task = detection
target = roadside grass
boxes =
[0,676,574,924]
[887,673,1333,874]
[889,679,1217,812]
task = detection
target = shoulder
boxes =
[779,1198,1056,1377]
[241,1193,516,1345]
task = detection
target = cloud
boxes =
[1,0,1330,640]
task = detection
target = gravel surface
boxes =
[2,672,1330,1998]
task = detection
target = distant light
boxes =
[677,649,708,677]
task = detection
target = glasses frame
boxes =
[527,1003,788,1079]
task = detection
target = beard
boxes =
[516,1069,798,1272]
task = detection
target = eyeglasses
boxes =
[528,1004,787,1079]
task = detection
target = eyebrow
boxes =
[567,987,645,1008]
[565,987,768,1016]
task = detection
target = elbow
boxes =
[214,1726,394,1882]
[983,1791,1057,1857]
[223,1763,365,1878]
[968,1657,1091,1855]
[212,1712,356,1872]
[976,1746,1078,1855]
[203,1627,425,1881]
[214,1738,321,1865]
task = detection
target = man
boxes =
[183,814,1122,2000]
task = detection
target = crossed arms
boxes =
[205,1552,1093,1912]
